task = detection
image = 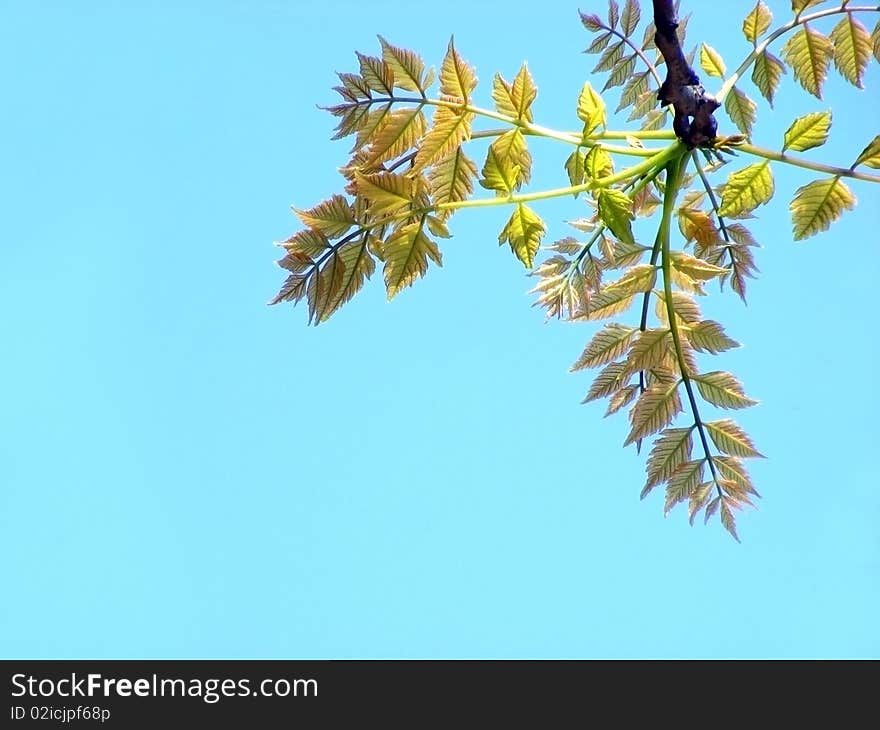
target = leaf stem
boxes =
[739,142,880,183]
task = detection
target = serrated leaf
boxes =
[782,25,833,98]
[705,419,764,458]
[440,38,477,103]
[365,107,426,166]
[624,327,671,374]
[608,0,620,30]
[490,129,532,188]
[480,139,520,195]
[571,323,637,371]
[412,107,473,172]
[700,43,727,77]
[751,50,786,106]
[602,54,638,92]
[294,195,356,239]
[378,36,427,93]
[595,41,626,75]
[624,385,684,447]
[664,460,705,515]
[278,228,330,260]
[689,482,714,525]
[306,247,347,324]
[583,361,629,403]
[383,219,442,299]
[670,251,729,282]
[853,135,880,169]
[492,64,537,122]
[579,11,606,33]
[580,287,636,321]
[668,291,703,324]
[499,203,545,268]
[790,176,856,241]
[791,0,823,14]
[694,371,759,410]
[577,82,607,135]
[873,20,880,63]
[830,14,872,88]
[715,455,760,497]
[353,103,392,148]
[642,427,694,496]
[677,208,720,246]
[356,52,394,95]
[718,161,774,218]
[640,108,669,131]
[606,384,641,416]
[605,264,657,297]
[355,171,416,217]
[428,147,477,218]
[743,2,773,44]
[586,147,614,182]
[618,72,649,113]
[586,31,613,55]
[685,320,740,354]
[720,498,740,542]
[597,188,635,244]
[565,149,587,189]
[621,0,640,37]
[782,110,831,153]
[724,86,757,138]
[317,238,376,322]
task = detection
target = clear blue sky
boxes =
[1,0,878,658]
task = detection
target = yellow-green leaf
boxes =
[700,43,727,77]
[623,385,683,447]
[685,320,740,354]
[306,248,347,324]
[719,161,774,218]
[317,239,376,322]
[355,171,416,217]
[383,220,442,299]
[356,52,394,95]
[605,264,657,297]
[782,25,833,98]
[565,149,586,189]
[489,129,532,188]
[743,1,773,44]
[492,64,537,123]
[677,208,720,246]
[670,251,729,282]
[873,20,880,63]
[621,0,640,36]
[480,141,520,195]
[412,107,473,172]
[378,36,427,93]
[791,0,823,14]
[365,107,426,166]
[597,188,635,244]
[790,176,856,241]
[584,361,629,403]
[498,204,545,268]
[577,82,607,136]
[724,86,757,138]
[571,323,637,371]
[294,195,356,239]
[720,498,740,542]
[642,427,694,496]
[830,14,873,88]
[705,419,764,458]
[624,327,671,374]
[605,383,640,416]
[440,38,477,103]
[751,50,786,106]
[580,287,636,321]
[782,110,831,152]
[586,146,614,181]
[853,135,880,169]
[428,147,477,217]
[693,371,759,410]
[664,460,705,515]
[715,456,760,497]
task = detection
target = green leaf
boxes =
[669,252,729,282]
[571,323,638,371]
[428,147,477,217]
[439,38,477,103]
[294,195,356,239]
[623,327,671,374]
[790,176,856,241]
[623,385,683,447]
[577,82,607,136]
[829,14,873,88]
[565,149,587,189]
[597,188,635,244]
[852,135,880,169]
[699,43,727,77]
[412,107,473,172]
[480,137,522,195]
[355,171,417,217]
[743,1,773,44]
[782,25,833,98]
[317,238,376,322]
[718,161,774,218]
[751,51,786,106]
[642,427,694,497]
[791,0,823,14]
[782,110,832,153]
[489,129,532,188]
[498,204,545,268]
[693,371,759,410]
[621,0,640,37]
[378,36,427,93]
[685,320,740,354]
[585,147,614,181]
[383,219,442,299]
[365,107,426,167]
[664,460,704,515]
[724,86,757,138]
[356,52,395,95]
[705,419,764,458]
[492,64,538,122]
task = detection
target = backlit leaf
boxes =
[356,52,394,95]
[571,323,638,371]
[489,129,532,188]
[383,219,442,299]
[790,176,856,240]
[579,11,605,33]
[480,140,520,195]
[720,498,740,542]
[705,419,764,458]
[724,86,757,138]
[565,149,587,188]
[642,427,694,496]
[685,320,740,354]
[664,460,704,515]
[782,25,833,98]
[428,147,477,217]
[624,385,684,447]
[499,204,545,268]
[608,0,620,30]
[440,38,477,103]
[355,171,416,217]
[873,20,880,63]
[853,135,880,169]
[743,1,772,44]
[677,208,720,246]
[621,0,641,36]
[294,195,356,239]
[700,43,727,77]
[412,107,473,172]
[693,371,759,410]
[365,107,426,166]
[318,238,376,322]
[624,327,671,374]
[791,0,823,14]
[492,64,537,122]
[718,161,774,218]
[751,50,786,106]
[830,14,873,88]
[782,110,831,152]
[577,82,607,135]
[378,37,427,93]
[597,188,635,244]
[583,361,629,403]
[670,251,729,282]
[606,384,640,416]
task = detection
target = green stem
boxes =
[739,142,880,183]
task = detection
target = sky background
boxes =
[1,0,877,658]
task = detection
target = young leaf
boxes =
[642,427,694,496]
[597,189,635,245]
[365,107,426,167]
[428,147,477,217]
[699,43,727,77]
[317,238,376,322]
[782,110,831,153]
[584,361,630,403]
[577,82,607,136]
[685,320,740,354]
[724,86,757,138]
[664,460,705,515]
[791,0,823,14]
[565,149,587,188]
[873,20,880,63]
[499,204,545,268]
[480,141,520,195]
[586,147,614,181]
[571,323,638,371]
[743,1,773,44]
[306,248,347,324]
[705,419,764,458]
[605,384,641,416]
[294,195,356,239]
[829,14,872,88]
[492,64,538,122]
[490,129,532,187]
[608,0,620,31]
[621,0,641,37]
[623,327,671,374]
[782,25,833,98]
[718,161,774,218]
[670,252,729,282]
[383,219,442,299]
[412,107,473,172]
[751,51,786,106]
[440,38,477,103]
[677,208,720,246]
[720,498,740,542]
[378,37,427,93]
[355,171,417,217]
[580,11,606,33]
[715,456,760,497]
[852,135,880,169]
[623,385,684,447]
[604,264,657,297]
[693,371,759,410]
[789,176,856,240]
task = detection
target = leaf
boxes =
[579,11,605,33]
[608,0,620,30]
[700,43,727,77]
[412,107,473,172]
[586,147,614,181]
[724,86,757,138]
[440,38,477,103]
[720,498,740,542]
[624,385,684,447]
[790,176,856,241]
[693,371,759,410]
[498,204,545,268]
[365,107,426,167]
[294,195,356,239]
[378,37,427,93]
[428,147,477,217]
[782,110,832,153]
[489,129,532,188]
[580,287,636,321]
[571,323,638,371]
[664,460,705,515]
[642,427,694,496]
[355,171,416,217]
[382,219,442,299]
[688,482,714,525]
[602,54,638,92]
[715,456,759,497]
[685,320,740,354]
[874,20,880,63]
[577,82,607,136]
[782,25,833,98]
[583,361,629,403]
[597,189,635,244]
[621,0,641,36]
[317,238,376,322]
[830,14,872,88]
[853,135,880,169]
[356,52,395,95]
[305,248,346,324]
[565,149,587,188]
[624,327,672,374]
[492,64,537,122]
[278,228,330,260]
[751,51,786,106]
[718,161,774,218]
[677,208,720,246]
[670,252,729,282]
[480,140,520,195]
[618,72,650,113]
[604,264,657,297]
[705,419,764,458]
[605,384,641,416]
[791,0,823,14]
[743,1,773,44]
[586,31,613,55]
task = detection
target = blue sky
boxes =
[1,0,877,658]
